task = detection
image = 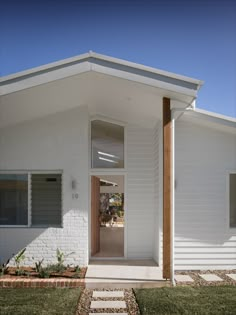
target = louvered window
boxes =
[31,174,62,226]
[0,172,62,227]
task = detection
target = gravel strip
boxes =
[175,269,236,287]
[76,288,140,315]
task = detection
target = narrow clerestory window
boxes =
[91,120,124,168]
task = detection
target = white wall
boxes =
[0,106,89,266]
[175,117,236,270]
[126,124,158,259]
[153,120,162,264]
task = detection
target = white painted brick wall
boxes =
[0,106,89,266]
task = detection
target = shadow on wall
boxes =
[0,209,87,266]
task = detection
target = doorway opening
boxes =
[91,175,124,258]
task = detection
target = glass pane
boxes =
[230,174,236,227]
[91,120,124,168]
[31,174,62,227]
[0,174,28,225]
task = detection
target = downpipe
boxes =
[171,116,176,287]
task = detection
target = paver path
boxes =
[175,271,236,286]
[77,288,140,315]
[89,290,128,314]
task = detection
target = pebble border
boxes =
[0,278,85,288]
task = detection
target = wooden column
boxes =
[163,97,172,279]
[91,176,100,256]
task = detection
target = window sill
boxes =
[0,225,63,228]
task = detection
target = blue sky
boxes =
[1,0,235,117]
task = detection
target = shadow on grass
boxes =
[134,286,236,315]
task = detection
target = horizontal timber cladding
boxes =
[126,124,157,259]
[31,174,62,226]
[175,118,236,270]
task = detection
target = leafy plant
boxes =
[74,265,80,273]
[56,248,74,267]
[0,258,10,276]
[56,248,65,266]
[35,259,44,272]
[47,263,66,273]
[14,248,26,270]
[15,269,26,276]
[38,266,51,278]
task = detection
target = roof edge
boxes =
[0,51,203,89]
[186,107,236,129]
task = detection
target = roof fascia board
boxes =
[0,52,91,82]
[186,108,236,129]
[90,51,203,87]
[1,61,91,95]
[91,63,197,97]
[0,52,203,96]
[1,51,203,87]
[1,61,197,98]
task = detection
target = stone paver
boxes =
[175,275,194,282]
[93,290,124,298]
[90,300,126,309]
[199,274,223,282]
[226,274,236,281]
[89,314,128,315]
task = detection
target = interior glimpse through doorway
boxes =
[91,175,124,258]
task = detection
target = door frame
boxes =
[89,171,127,260]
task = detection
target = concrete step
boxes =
[86,278,170,289]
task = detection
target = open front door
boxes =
[91,176,100,256]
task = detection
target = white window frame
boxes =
[0,170,63,228]
[89,116,128,259]
[227,170,236,230]
[90,116,127,171]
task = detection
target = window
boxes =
[230,173,236,228]
[0,174,28,225]
[0,172,62,227]
[31,174,62,226]
[91,120,124,168]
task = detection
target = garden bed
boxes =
[0,266,87,279]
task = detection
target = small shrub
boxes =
[47,263,66,273]
[35,259,44,272]
[56,248,74,267]
[0,258,11,276]
[14,248,26,270]
[38,267,51,278]
[15,269,26,276]
[74,265,80,273]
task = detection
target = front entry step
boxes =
[85,259,170,288]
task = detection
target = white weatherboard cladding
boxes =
[153,121,162,264]
[0,106,89,266]
[175,119,236,270]
[126,125,157,259]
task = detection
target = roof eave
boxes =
[0,51,203,97]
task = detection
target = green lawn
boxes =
[0,288,81,315]
[135,286,236,315]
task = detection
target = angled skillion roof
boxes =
[0,51,203,96]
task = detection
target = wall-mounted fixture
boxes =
[72,179,77,190]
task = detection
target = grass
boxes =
[134,286,236,315]
[0,288,81,315]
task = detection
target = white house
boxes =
[0,52,235,280]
